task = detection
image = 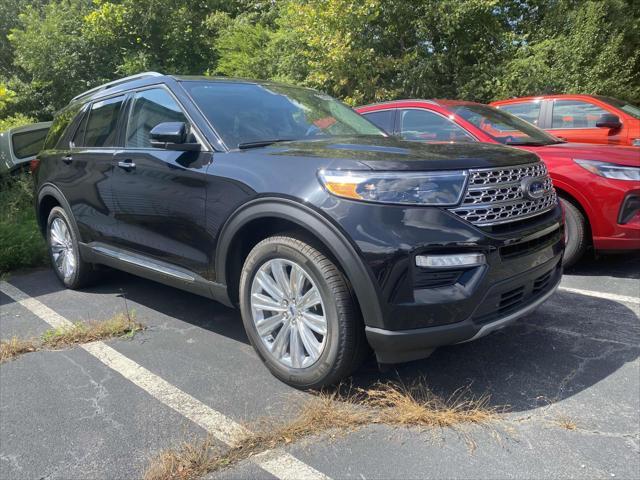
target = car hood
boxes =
[264,136,539,170]
[527,142,640,167]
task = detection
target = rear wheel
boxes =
[559,197,587,268]
[46,206,96,289]
[239,235,366,388]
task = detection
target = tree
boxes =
[498,0,640,103]
[2,0,639,122]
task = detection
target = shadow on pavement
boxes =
[4,263,639,415]
[350,289,639,412]
[564,250,640,280]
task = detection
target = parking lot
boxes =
[1,253,639,480]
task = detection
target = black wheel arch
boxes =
[215,197,384,328]
[36,184,74,236]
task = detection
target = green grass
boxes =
[0,172,48,273]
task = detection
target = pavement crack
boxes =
[60,352,123,430]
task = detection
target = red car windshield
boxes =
[596,96,640,120]
[450,104,562,146]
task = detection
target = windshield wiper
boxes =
[237,139,297,150]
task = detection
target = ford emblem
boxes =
[520,176,546,200]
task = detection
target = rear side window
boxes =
[498,102,541,126]
[44,103,83,150]
[399,109,474,142]
[81,96,125,147]
[551,100,609,129]
[126,88,187,148]
[362,110,395,133]
[11,127,49,159]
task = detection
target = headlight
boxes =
[318,169,468,205]
[632,138,640,147]
[574,160,640,181]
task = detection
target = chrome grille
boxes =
[449,162,557,226]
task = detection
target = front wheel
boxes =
[559,197,588,268]
[239,235,366,389]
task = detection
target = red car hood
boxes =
[524,142,640,167]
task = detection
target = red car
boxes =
[490,94,640,147]
[356,100,640,266]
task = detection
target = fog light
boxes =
[415,253,485,268]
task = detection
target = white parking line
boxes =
[558,286,640,306]
[0,281,330,480]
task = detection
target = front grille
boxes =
[474,263,560,325]
[500,228,561,260]
[499,286,525,313]
[413,269,463,289]
[532,269,553,294]
[450,162,557,226]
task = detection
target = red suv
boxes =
[490,94,640,147]
[357,100,640,266]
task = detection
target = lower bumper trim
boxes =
[366,275,561,364]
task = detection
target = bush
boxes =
[0,172,47,273]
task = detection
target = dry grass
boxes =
[143,437,223,480]
[0,336,38,362]
[0,313,143,363]
[554,416,578,430]
[144,379,502,480]
[40,313,143,348]
[361,380,499,429]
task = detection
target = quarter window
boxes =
[551,100,609,129]
[399,109,474,142]
[497,102,541,126]
[126,88,188,148]
[362,110,395,134]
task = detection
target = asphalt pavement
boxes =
[1,253,638,480]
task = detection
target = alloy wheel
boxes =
[49,217,76,280]
[250,258,328,369]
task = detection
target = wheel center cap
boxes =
[288,304,298,318]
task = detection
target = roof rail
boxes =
[71,72,164,101]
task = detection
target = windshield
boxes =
[596,96,640,119]
[449,104,562,146]
[181,81,384,149]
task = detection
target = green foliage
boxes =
[1,0,638,118]
[0,173,47,273]
[497,0,640,102]
[0,113,34,131]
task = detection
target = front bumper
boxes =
[324,198,564,364]
[594,191,640,251]
[365,256,562,363]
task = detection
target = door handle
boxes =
[62,155,73,164]
[117,160,136,170]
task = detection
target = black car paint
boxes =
[35,75,564,364]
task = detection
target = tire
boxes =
[46,206,96,289]
[559,197,587,268]
[239,235,367,389]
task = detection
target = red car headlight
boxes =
[574,159,640,181]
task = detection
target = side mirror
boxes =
[595,114,622,130]
[150,122,200,151]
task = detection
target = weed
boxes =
[555,416,578,430]
[144,379,501,480]
[0,336,38,362]
[40,313,143,349]
[0,312,143,363]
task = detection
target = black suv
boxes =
[34,73,564,388]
